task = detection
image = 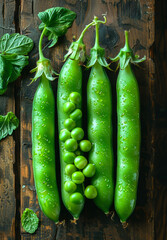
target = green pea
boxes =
[72,171,85,184]
[59,129,71,142]
[83,164,95,178]
[63,152,76,164]
[64,139,78,152]
[63,102,75,114]
[69,92,81,105]
[74,156,87,169]
[79,140,92,152]
[70,192,84,205]
[71,127,84,141]
[65,164,77,176]
[84,185,97,199]
[64,181,77,193]
[64,118,76,131]
[70,109,82,121]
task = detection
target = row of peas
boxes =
[59,92,97,201]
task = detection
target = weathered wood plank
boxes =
[19,0,155,239]
[154,124,167,240]
[0,0,16,239]
[154,0,167,239]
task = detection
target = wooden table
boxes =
[0,0,166,239]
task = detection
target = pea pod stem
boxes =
[77,21,95,44]
[110,30,146,70]
[86,16,109,69]
[31,27,57,83]
[65,15,106,63]
[77,16,106,45]
[123,30,131,53]
[93,16,106,49]
[64,20,95,62]
[39,27,47,61]
[94,20,99,49]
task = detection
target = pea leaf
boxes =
[0,56,13,93]
[0,33,33,95]
[21,208,39,234]
[0,112,19,140]
[0,33,34,55]
[38,7,76,48]
[2,54,29,82]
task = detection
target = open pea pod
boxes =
[57,19,96,220]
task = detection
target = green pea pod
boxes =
[31,32,60,224]
[111,31,146,223]
[32,74,60,223]
[57,21,95,219]
[87,17,114,214]
[31,7,77,222]
[31,50,60,223]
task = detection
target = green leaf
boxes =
[3,54,29,82]
[21,208,39,234]
[0,55,13,93]
[48,33,58,48]
[0,88,7,95]
[0,54,29,94]
[0,112,19,140]
[0,33,34,55]
[38,7,76,48]
[0,33,33,95]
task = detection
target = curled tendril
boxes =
[92,15,107,26]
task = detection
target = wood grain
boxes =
[0,1,16,239]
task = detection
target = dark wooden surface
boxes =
[0,1,16,239]
[0,0,166,239]
[154,0,167,239]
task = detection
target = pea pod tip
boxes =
[70,218,78,225]
[105,210,115,221]
[121,221,128,229]
[56,220,65,226]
